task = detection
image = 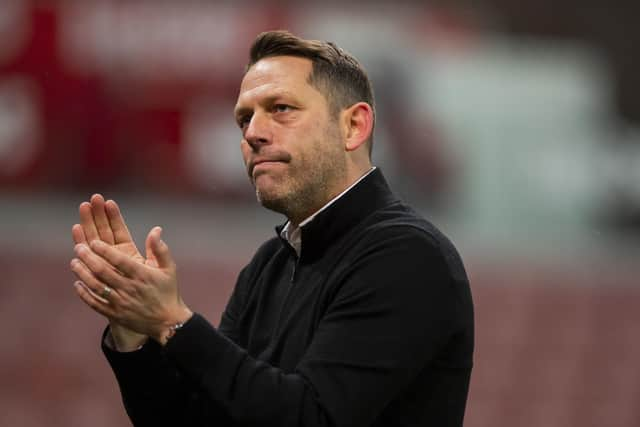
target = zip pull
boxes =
[290,256,299,283]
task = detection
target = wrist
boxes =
[109,323,148,352]
[155,306,193,346]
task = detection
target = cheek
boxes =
[293,120,326,152]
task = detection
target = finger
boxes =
[144,229,159,268]
[105,199,135,245]
[73,281,116,318]
[75,243,129,287]
[89,240,140,278]
[147,226,175,270]
[70,258,123,304]
[90,194,115,244]
[79,201,100,242]
[72,224,87,244]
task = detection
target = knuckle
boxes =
[92,266,104,279]
[115,262,128,276]
[118,297,132,311]
[130,283,144,298]
[119,284,137,299]
[94,263,108,278]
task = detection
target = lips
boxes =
[247,152,292,177]
[251,160,283,175]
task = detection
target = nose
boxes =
[244,111,271,150]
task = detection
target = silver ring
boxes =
[101,286,113,299]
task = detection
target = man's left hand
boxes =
[71,226,193,345]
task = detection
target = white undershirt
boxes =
[281,167,376,257]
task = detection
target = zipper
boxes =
[290,255,299,283]
[270,255,298,344]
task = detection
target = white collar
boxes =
[281,167,376,256]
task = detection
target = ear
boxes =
[341,102,374,152]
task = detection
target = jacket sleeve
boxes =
[162,227,465,426]
[100,263,256,426]
[102,328,235,426]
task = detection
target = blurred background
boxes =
[1,0,639,425]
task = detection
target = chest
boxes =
[236,252,341,372]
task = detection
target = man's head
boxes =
[247,31,376,152]
[235,31,376,225]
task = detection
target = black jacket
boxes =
[103,168,474,426]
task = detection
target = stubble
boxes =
[256,122,346,224]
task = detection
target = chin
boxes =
[256,186,286,211]
[257,195,292,219]
[254,174,290,203]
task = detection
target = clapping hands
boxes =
[70,194,192,348]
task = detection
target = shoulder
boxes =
[326,204,472,331]
[336,201,470,294]
[361,202,463,262]
[333,201,472,315]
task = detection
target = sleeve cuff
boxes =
[102,327,147,352]
[163,313,247,400]
[101,325,166,387]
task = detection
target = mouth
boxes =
[251,160,285,177]
[248,153,291,178]
[254,159,283,167]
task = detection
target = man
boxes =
[70,31,474,426]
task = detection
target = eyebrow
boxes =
[234,90,300,118]
[233,106,252,121]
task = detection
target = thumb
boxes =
[146,226,174,270]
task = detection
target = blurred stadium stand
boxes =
[1,1,639,426]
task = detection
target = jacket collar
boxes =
[275,168,398,261]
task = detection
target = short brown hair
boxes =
[247,30,376,154]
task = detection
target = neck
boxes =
[286,165,374,228]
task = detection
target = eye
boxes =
[237,114,252,129]
[273,104,292,113]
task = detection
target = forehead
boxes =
[236,56,321,107]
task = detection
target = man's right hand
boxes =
[71,194,149,351]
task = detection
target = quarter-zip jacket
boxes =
[103,168,474,427]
